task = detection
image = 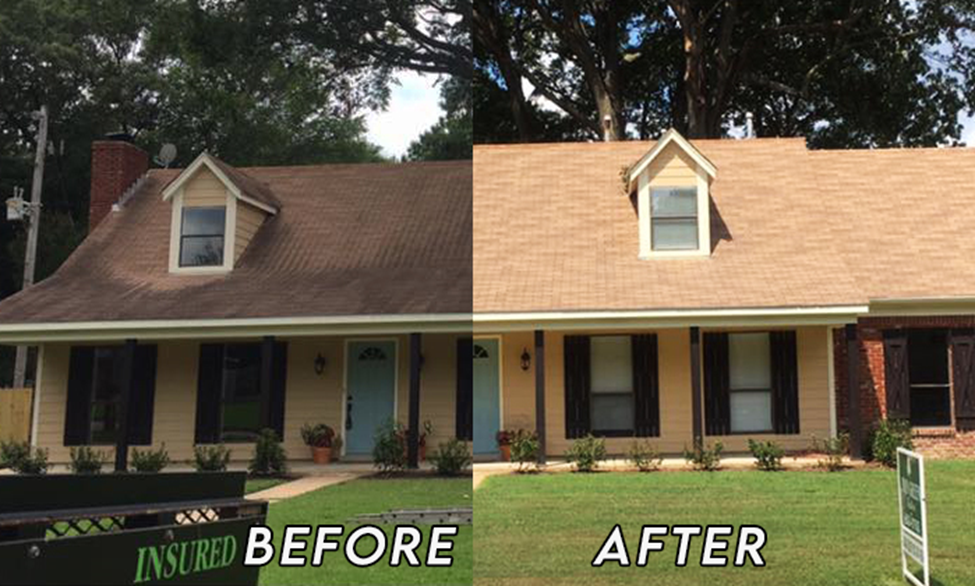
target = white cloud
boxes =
[366,71,444,159]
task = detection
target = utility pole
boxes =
[12,105,48,388]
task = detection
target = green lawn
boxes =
[259,475,472,585]
[475,461,975,586]
[246,477,289,494]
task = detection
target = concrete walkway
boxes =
[248,472,367,503]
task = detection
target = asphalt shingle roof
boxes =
[0,160,472,323]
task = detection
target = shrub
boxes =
[870,419,913,468]
[250,429,288,477]
[566,434,606,472]
[69,446,106,474]
[131,445,171,473]
[194,445,232,472]
[12,446,48,475]
[300,423,336,448]
[683,440,723,471]
[510,430,540,473]
[0,440,30,470]
[812,434,849,472]
[373,419,407,474]
[431,438,472,476]
[747,439,784,471]
[628,441,662,472]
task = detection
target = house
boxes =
[0,138,473,468]
[471,130,975,461]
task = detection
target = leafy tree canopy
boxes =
[474,0,975,147]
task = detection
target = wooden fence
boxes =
[0,388,33,444]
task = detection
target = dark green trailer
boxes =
[0,472,267,585]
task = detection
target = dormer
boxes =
[626,129,716,259]
[161,153,279,274]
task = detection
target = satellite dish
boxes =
[156,143,177,168]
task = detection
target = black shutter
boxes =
[195,344,224,444]
[268,342,288,439]
[127,345,158,445]
[563,335,591,439]
[64,347,95,446]
[703,333,730,436]
[632,334,659,437]
[456,338,473,440]
[884,331,910,421]
[950,330,975,428]
[770,331,800,434]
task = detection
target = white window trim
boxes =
[637,164,711,259]
[168,187,237,274]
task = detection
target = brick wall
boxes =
[89,140,148,232]
[834,316,975,459]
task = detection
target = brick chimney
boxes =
[89,135,149,232]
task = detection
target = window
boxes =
[729,333,773,433]
[220,344,264,442]
[908,330,951,427]
[651,187,698,251]
[590,336,634,434]
[180,207,226,267]
[90,347,125,445]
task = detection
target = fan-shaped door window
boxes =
[358,346,388,361]
[473,345,490,360]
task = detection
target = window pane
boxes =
[652,188,697,217]
[730,391,772,432]
[221,344,264,442]
[90,347,123,444]
[652,218,698,250]
[591,394,634,432]
[591,336,633,394]
[180,236,224,267]
[729,333,771,390]
[908,330,948,384]
[182,208,226,236]
[910,386,951,426]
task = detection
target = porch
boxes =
[472,325,850,461]
[28,331,473,468]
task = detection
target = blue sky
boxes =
[366,71,444,158]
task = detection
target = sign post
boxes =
[897,447,929,586]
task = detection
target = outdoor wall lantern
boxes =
[520,348,531,371]
[314,353,327,375]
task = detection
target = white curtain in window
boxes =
[729,333,771,390]
[730,391,772,432]
[590,336,633,393]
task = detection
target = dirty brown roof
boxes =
[473,137,975,313]
[207,155,283,210]
[0,160,472,323]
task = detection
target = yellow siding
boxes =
[496,326,832,456]
[182,168,228,208]
[235,202,265,261]
[34,334,464,464]
[646,143,699,187]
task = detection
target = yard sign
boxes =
[897,447,929,586]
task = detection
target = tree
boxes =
[475,0,975,146]
[291,0,473,80]
[408,76,472,160]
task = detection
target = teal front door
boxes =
[345,341,397,456]
[473,339,501,455]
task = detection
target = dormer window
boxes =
[162,152,279,274]
[651,187,698,251]
[180,207,226,267]
[626,129,716,259]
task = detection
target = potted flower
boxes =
[301,423,337,464]
[496,430,514,461]
[398,420,433,461]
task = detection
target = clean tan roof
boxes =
[473,137,975,313]
[0,160,472,323]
